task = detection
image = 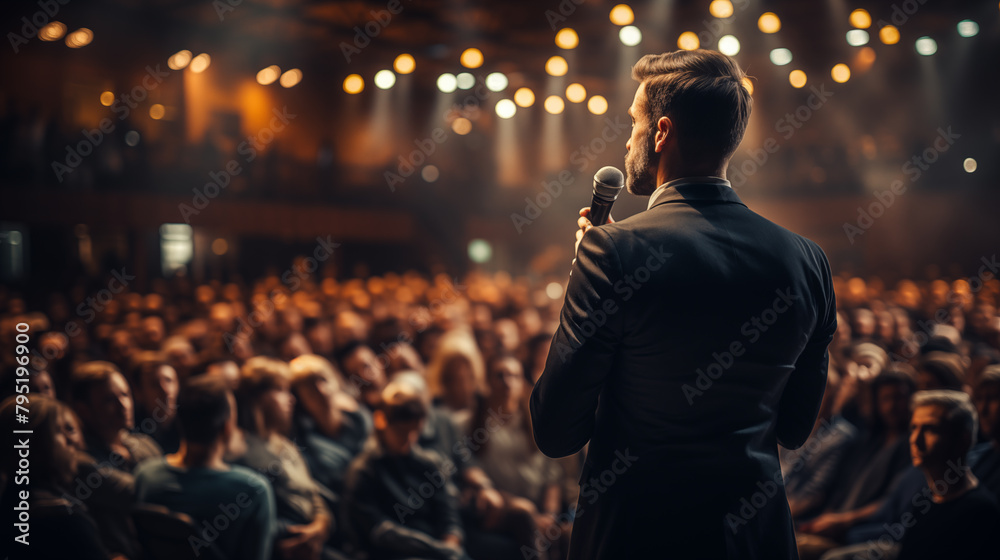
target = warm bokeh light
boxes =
[374,69,396,89]
[211,238,228,256]
[758,13,781,34]
[546,56,568,76]
[963,158,977,173]
[460,48,483,69]
[915,36,937,56]
[620,26,642,46]
[485,72,508,92]
[437,73,457,93]
[421,165,440,182]
[566,83,587,103]
[496,99,517,119]
[718,35,740,56]
[257,65,281,85]
[544,96,565,115]
[514,87,535,107]
[879,25,900,45]
[343,74,364,94]
[189,53,210,73]
[100,91,115,107]
[610,4,634,26]
[709,0,734,19]
[280,69,302,88]
[831,64,851,83]
[451,117,472,135]
[678,31,700,50]
[789,69,807,88]
[742,77,754,95]
[770,48,792,66]
[846,29,869,46]
[65,28,93,48]
[555,28,579,49]
[394,54,415,74]
[167,50,192,70]
[587,95,608,115]
[855,47,877,72]
[149,104,165,120]
[849,9,871,29]
[39,22,66,41]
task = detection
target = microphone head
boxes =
[593,166,625,201]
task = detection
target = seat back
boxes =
[131,503,228,560]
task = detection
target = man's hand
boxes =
[277,518,327,560]
[575,207,614,254]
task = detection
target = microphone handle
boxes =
[590,197,615,228]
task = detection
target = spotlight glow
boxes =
[915,36,937,56]
[437,73,458,93]
[496,99,517,119]
[587,95,608,115]
[849,9,871,29]
[149,104,165,120]
[620,26,642,46]
[831,64,851,83]
[100,91,114,106]
[279,69,302,88]
[789,70,807,88]
[485,72,508,92]
[343,74,364,94]
[677,31,699,50]
[422,165,440,182]
[769,48,792,66]
[555,28,579,49]
[709,0,734,18]
[514,88,535,107]
[257,65,281,85]
[189,53,210,73]
[758,13,781,34]
[566,83,587,103]
[394,54,415,74]
[544,96,565,115]
[39,21,66,41]
[609,4,634,26]
[374,69,396,89]
[957,20,979,38]
[718,35,740,56]
[167,50,192,70]
[879,25,900,45]
[65,28,93,48]
[456,72,475,90]
[451,117,472,135]
[546,56,568,76]
[460,48,483,68]
[742,77,754,95]
[963,158,977,173]
[846,29,869,46]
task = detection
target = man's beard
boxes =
[625,128,657,196]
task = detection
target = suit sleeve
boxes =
[530,227,623,458]
[777,243,837,450]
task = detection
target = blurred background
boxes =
[0,0,998,296]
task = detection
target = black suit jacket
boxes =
[530,183,836,560]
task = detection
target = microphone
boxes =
[589,166,624,228]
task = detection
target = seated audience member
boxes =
[0,394,110,560]
[234,356,343,560]
[915,351,968,392]
[426,329,486,424]
[334,341,387,411]
[972,365,1000,497]
[205,357,242,390]
[71,360,162,558]
[131,357,181,453]
[28,367,57,398]
[896,391,1000,559]
[797,369,915,559]
[343,380,472,560]
[289,354,372,495]
[780,366,857,520]
[134,375,276,560]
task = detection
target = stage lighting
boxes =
[496,99,517,119]
[451,117,472,135]
[770,48,792,66]
[374,70,396,89]
[422,165,440,182]
[718,35,740,56]
[831,64,850,83]
[65,28,93,48]
[280,69,302,88]
[758,13,780,34]
[587,95,608,115]
[212,239,228,256]
[709,0,734,19]
[610,4,634,26]
[461,48,483,68]
[915,37,937,56]
[456,72,475,90]
[486,72,508,92]
[168,50,192,70]
[189,53,210,73]
[546,56,568,76]
[39,21,66,41]
[100,91,114,106]
[546,282,564,299]
[437,73,457,93]
[879,25,900,45]
[514,88,535,107]
[343,74,364,94]
[964,158,977,173]
[149,104,165,120]
[789,70,806,88]
[620,26,642,46]
[544,96,565,114]
[849,9,871,29]
[468,239,492,264]
[125,131,140,146]
[556,28,579,49]
[257,65,280,85]
[957,20,979,38]
[394,54,415,74]
[846,29,869,47]
[677,31,699,50]
[566,83,586,103]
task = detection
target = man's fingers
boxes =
[579,207,590,217]
[578,216,593,231]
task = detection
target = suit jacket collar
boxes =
[647,178,746,210]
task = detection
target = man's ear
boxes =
[654,116,673,153]
[373,409,387,430]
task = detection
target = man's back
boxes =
[531,183,836,559]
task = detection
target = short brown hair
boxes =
[632,49,751,168]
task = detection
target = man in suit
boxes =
[529,49,837,559]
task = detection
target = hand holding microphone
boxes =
[575,166,624,254]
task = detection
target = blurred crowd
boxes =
[1,269,999,560]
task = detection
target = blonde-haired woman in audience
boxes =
[426,328,486,425]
